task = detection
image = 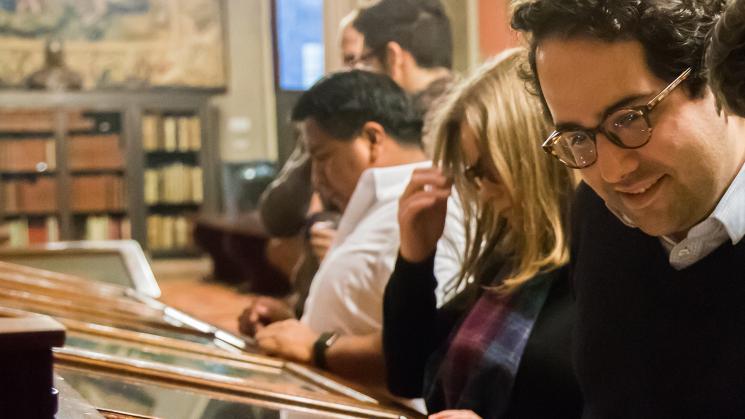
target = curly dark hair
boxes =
[511,0,727,114]
[354,0,453,70]
[707,0,745,117]
[291,70,422,146]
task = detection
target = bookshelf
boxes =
[142,112,205,256]
[0,109,59,247]
[0,89,221,257]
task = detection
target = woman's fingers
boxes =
[429,410,482,419]
[402,168,452,199]
[399,190,451,220]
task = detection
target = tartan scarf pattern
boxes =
[433,273,553,417]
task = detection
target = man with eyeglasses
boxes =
[513,0,745,417]
[352,0,454,155]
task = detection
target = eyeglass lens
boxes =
[552,108,651,168]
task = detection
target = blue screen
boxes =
[276,0,325,91]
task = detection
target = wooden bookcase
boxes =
[0,89,221,257]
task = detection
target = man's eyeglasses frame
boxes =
[541,67,692,169]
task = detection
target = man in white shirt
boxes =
[254,70,463,386]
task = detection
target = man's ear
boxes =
[361,121,386,164]
[384,41,406,85]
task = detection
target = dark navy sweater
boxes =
[571,183,745,419]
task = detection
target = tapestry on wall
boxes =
[0,0,226,89]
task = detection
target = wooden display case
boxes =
[0,310,65,418]
[0,262,421,418]
[0,260,246,351]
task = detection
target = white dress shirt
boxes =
[301,161,464,335]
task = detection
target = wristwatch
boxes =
[312,331,339,369]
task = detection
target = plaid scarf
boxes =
[429,273,553,418]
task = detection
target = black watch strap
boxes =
[312,331,339,369]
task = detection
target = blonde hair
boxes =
[432,48,576,293]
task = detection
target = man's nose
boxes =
[594,133,639,184]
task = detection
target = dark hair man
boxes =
[353,0,454,153]
[512,0,745,417]
[239,10,368,334]
[252,70,463,391]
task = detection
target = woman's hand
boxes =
[398,167,452,263]
[428,409,482,419]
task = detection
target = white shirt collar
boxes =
[334,161,432,244]
[368,160,432,202]
[710,160,745,245]
[603,161,745,269]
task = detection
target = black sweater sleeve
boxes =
[382,253,440,398]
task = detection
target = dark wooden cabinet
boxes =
[0,313,65,418]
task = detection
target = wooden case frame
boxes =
[54,351,418,419]
[0,260,248,351]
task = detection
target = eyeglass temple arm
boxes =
[646,68,692,111]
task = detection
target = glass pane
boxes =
[57,367,333,419]
[0,297,217,346]
[65,333,327,394]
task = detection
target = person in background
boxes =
[340,10,365,68]
[383,49,581,419]
[353,0,454,154]
[239,9,366,333]
[259,8,365,238]
[707,0,745,118]
[512,0,745,416]
[252,70,463,390]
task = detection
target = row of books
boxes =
[144,164,203,205]
[0,138,56,173]
[3,215,129,247]
[146,215,194,251]
[5,217,59,247]
[142,115,202,152]
[82,216,131,241]
[71,175,127,212]
[0,110,95,133]
[2,177,57,214]
[0,134,122,173]
[2,175,127,214]
[68,134,124,171]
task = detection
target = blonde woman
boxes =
[382,49,581,419]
